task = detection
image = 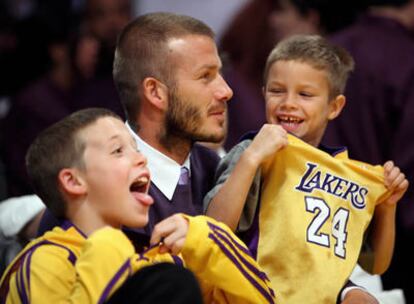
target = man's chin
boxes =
[195,132,225,144]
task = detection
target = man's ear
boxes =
[328,94,346,120]
[58,168,87,196]
[141,77,169,111]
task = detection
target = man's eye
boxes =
[200,72,213,81]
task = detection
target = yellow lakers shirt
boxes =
[0,215,275,304]
[256,134,389,303]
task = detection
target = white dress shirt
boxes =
[126,122,190,200]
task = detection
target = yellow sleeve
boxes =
[69,227,177,303]
[69,227,135,304]
[5,244,77,304]
[181,215,276,304]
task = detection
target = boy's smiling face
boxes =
[77,116,153,229]
[264,60,345,147]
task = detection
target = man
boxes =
[112,12,233,236]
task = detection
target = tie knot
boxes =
[178,167,190,185]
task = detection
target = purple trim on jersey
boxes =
[60,220,87,238]
[241,196,262,260]
[207,222,251,256]
[135,244,161,262]
[135,252,150,262]
[171,255,184,267]
[98,259,131,304]
[13,240,79,303]
[41,241,77,265]
[16,263,28,304]
[209,225,269,282]
[208,233,275,303]
[318,143,347,157]
[246,225,259,260]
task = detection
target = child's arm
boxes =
[370,160,409,274]
[177,215,276,303]
[206,124,287,231]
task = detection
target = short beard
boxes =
[161,87,224,150]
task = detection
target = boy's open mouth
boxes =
[277,115,303,124]
[130,175,150,194]
[277,115,303,132]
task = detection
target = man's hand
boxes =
[150,214,189,255]
[342,289,379,304]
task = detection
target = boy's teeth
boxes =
[280,116,300,123]
[137,176,148,185]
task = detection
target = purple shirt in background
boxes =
[2,75,124,196]
[323,14,414,230]
[223,67,267,151]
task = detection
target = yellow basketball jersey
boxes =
[258,134,390,303]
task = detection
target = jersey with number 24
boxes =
[255,134,390,303]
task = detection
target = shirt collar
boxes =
[126,122,191,200]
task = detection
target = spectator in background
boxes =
[82,0,132,76]
[219,0,278,150]
[1,0,131,197]
[322,0,414,301]
[2,18,78,196]
[70,0,132,136]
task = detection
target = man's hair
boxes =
[264,34,355,98]
[113,12,214,129]
[26,108,122,218]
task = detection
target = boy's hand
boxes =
[383,160,409,206]
[150,214,189,255]
[245,124,288,165]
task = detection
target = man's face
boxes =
[264,60,341,147]
[163,35,233,143]
[79,116,153,229]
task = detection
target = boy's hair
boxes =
[113,12,214,130]
[264,35,355,98]
[26,108,122,218]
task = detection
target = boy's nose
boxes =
[134,151,148,166]
[280,95,298,109]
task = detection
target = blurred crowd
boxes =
[1,0,413,302]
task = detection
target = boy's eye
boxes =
[268,88,284,94]
[112,146,123,154]
[300,92,313,97]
